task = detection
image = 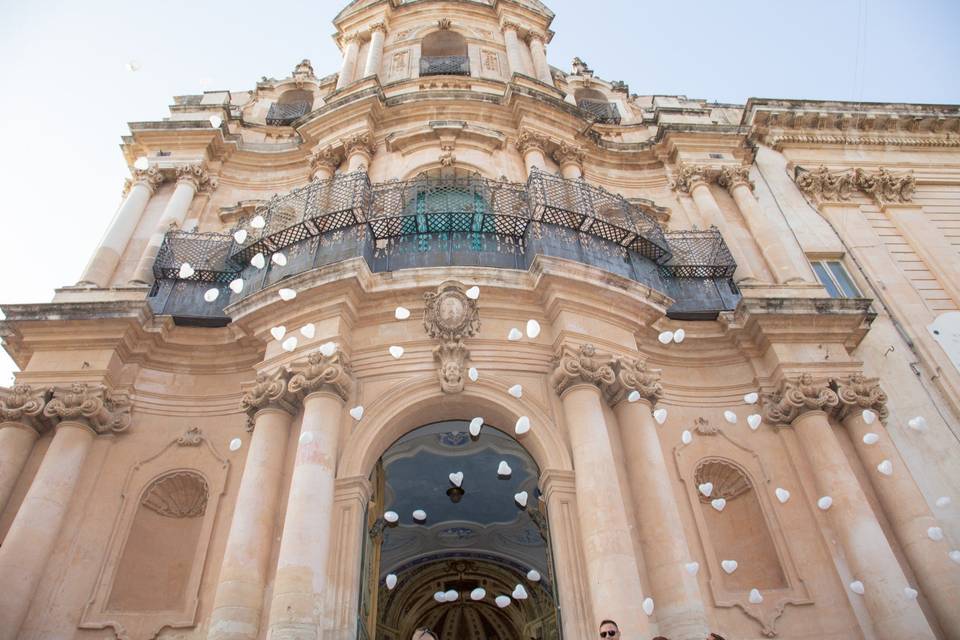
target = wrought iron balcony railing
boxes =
[265,101,311,126]
[577,99,622,125]
[420,55,471,77]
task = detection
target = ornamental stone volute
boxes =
[423,281,480,394]
[288,350,353,401]
[552,141,585,168]
[175,163,216,192]
[240,368,297,417]
[794,166,856,203]
[671,162,712,194]
[717,165,755,193]
[309,146,342,175]
[761,373,839,426]
[342,132,376,160]
[515,129,548,155]
[607,357,663,406]
[550,343,617,398]
[42,383,132,434]
[854,167,916,205]
[0,383,50,431]
[131,166,165,194]
[831,372,889,423]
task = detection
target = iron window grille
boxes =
[265,101,311,126]
[420,55,471,77]
[577,98,622,125]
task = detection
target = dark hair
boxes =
[599,620,619,628]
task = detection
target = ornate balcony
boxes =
[577,99,622,125]
[265,101,311,126]
[420,55,471,77]
[149,171,739,324]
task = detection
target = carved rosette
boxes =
[0,383,49,431]
[552,142,585,169]
[240,368,297,418]
[761,373,839,426]
[671,163,712,194]
[423,282,481,394]
[550,343,617,398]
[288,351,353,402]
[515,129,548,155]
[607,357,663,406]
[717,165,755,193]
[131,166,165,194]
[42,383,132,434]
[175,163,215,193]
[831,373,889,424]
[854,167,915,205]
[309,146,342,177]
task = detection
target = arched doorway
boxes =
[358,420,561,639]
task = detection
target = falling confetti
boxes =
[904,587,918,600]
[179,263,195,279]
[412,509,427,522]
[133,156,149,170]
[495,595,511,608]
[862,409,877,425]
[775,488,791,504]
[470,588,486,600]
[300,324,316,339]
[270,326,287,340]
[654,408,668,424]
[508,384,523,399]
[850,580,865,595]
[497,461,512,477]
[514,491,529,508]
[350,406,364,420]
[907,416,928,432]
[272,252,288,267]
[229,278,244,294]
[282,336,298,352]
[468,367,479,382]
[466,286,480,300]
[681,430,692,445]
[928,527,944,541]
[711,498,727,512]
[749,589,763,604]
[278,288,297,301]
[685,562,700,576]
[507,328,523,341]
[449,472,464,488]
[204,288,220,302]
[817,496,833,511]
[209,115,223,128]
[862,433,880,445]
[469,417,484,437]
[383,511,399,523]
[877,459,893,476]
[320,342,337,357]
[250,215,266,229]
[229,438,242,451]
[515,416,531,435]
[389,345,404,359]
[721,560,738,574]
[747,414,762,431]
[673,329,686,344]
[512,584,529,600]
[698,482,714,497]
[935,496,951,508]
[744,392,759,405]
[386,574,398,590]
[395,306,411,320]
[526,570,541,582]
[251,253,266,269]
[658,331,674,345]
[526,319,541,338]
[724,410,738,424]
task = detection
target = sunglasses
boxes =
[600,632,619,638]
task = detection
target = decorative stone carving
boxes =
[309,146,342,176]
[761,373,839,425]
[288,350,353,401]
[854,167,916,205]
[43,383,132,434]
[175,163,215,192]
[439,143,456,167]
[831,372,889,423]
[694,459,752,502]
[607,357,662,406]
[526,30,546,44]
[671,162,712,194]
[0,383,49,430]
[610,80,629,94]
[693,416,721,436]
[342,132,376,160]
[423,281,480,394]
[795,165,915,206]
[292,59,315,81]
[369,22,387,35]
[571,57,591,75]
[437,18,452,30]
[131,166,165,193]
[176,426,204,446]
[142,472,209,518]
[550,343,616,397]
[501,20,524,33]
[717,165,755,193]
[795,166,856,203]
[515,129,548,155]
[240,368,297,417]
[552,141,585,168]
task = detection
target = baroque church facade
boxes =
[1,1,959,638]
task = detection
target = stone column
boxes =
[501,21,527,77]
[336,34,360,90]
[0,384,130,640]
[515,130,548,177]
[209,370,297,640]
[268,352,353,640]
[763,375,935,640]
[673,163,758,283]
[130,164,214,285]
[0,384,48,515]
[551,343,650,637]
[718,166,809,284]
[362,23,386,80]
[343,133,375,173]
[609,359,710,640]
[527,31,554,85]
[78,166,164,287]
[833,374,960,638]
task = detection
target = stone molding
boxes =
[717,165,755,193]
[608,356,663,406]
[552,141,585,168]
[42,383,132,434]
[240,368,298,418]
[768,133,960,150]
[501,20,525,33]
[288,350,353,402]
[526,30,546,44]
[515,129,549,155]
[550,343,616,398]
[795,165,915,206]
[423,281,480,394]
[0,383,49,431]
[830,372,889,424]
[175,163,216,193]
[761,373,839,426]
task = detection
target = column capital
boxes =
[500,20,524,33]
[341,31,361,44]
[552,141,585,169]
[854,167,915,206]
[309,146,342,177]
[515,128,548,155]
[550,343,617,398]
[342,132,376,161]
[42,383,132,434]
[175,163,216,192]
[131,166,165,194]
[670,162,713,194]
[761,373,839,426]
[368,21,387,34]
[0,384,50,433]
[830,372,889,424]
[526,30,547,43]
[717,165,755,194]
[608,357,663,406]
[240,368,298,419]
[288,350,353,402]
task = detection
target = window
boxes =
[266,89,313,126]
[812,260,861,298]
[575,88,621,125]
[420,30,470,76]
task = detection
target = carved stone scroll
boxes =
[240,368,297,417]
[43,383,132,434]
[606,357,663,406]
[831,372,889,423]
[288,350,353,401]
[761,373,839,426]
[550,343,617,397]
[0,383,49,431]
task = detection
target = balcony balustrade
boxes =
[420,55,471,77]
[265,101,311,126]
[577,99,622,125]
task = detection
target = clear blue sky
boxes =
[0,0,958,383]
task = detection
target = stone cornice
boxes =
[795,166,915,206]
[288,351,353,402]
[42,383,132,434]
[830,372,889,424]
[761,373,839,426]
[550,343,616,398]
[766,133,960,151]
[0,384,50,432]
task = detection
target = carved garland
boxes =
[795,165,915,205]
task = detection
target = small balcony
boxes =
[420,55,471,77]
[577,99,622,125]
[265,101,310,126]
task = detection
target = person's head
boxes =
[599,620,619,638]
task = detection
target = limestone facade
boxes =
[1,1,959,639]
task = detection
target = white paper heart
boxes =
[300,323,316,339]
[412,509,427,522]
[654,408,668,424]
[434,592,446,603]
[508,384,523,398]
[179,262,195,279]
[928,526,944,541]
[936,496,952,508]
[862,432,880,445]
[515,416,531,435]
[514,491,529,508]
[470,588,486,601]
[498,461,512,477]
[469,417,484,437]
[908,416,928,431]
[279,288,296,301]
[204,288,220,302]
[468,367,479,382]
[877,459,893,476]
[389,345,404,359]
[527,569,541,582]
[673,328,686,344]
[627,390,641,403]
[682,430,693,445]
[904,587,918,600]
[229,438,242,451]
[949,550,960,564]
[282,336,298,352]
[698,482,714,497]
[383,510,399,523]
[512,584,528,600]
[350,406,364,421]
[526,319,541,339]
[465,286,480,300]
[744,392,759,405]
[850,580,865,595]
[711,498,727,512]
[685,562,700,576]
[444,590,458,602]
[747,414,762,431]
[233,229,248,244]
[272,252,287,267]
[658,331,674,345]
[508,328,523,341]
[817,496,833,511]
[250,215,266,229]
[251,253,266,269]
[721,560,738,574]
[229,278,244,294]
[320,342,337,357]
[394,306,410,320]
[209,115,223,128]
[724,410,738,424]
[749,588,763,604]
[299,432,313,445]
[386,574,397,590]
[449,472,464,488]
[862,409,877,424]
[642,597,655,615]
[495,595,511,608]
[776,488,791,504]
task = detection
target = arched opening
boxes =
[574,88,621,125]
[266,88,314,126]
[420,31,470,76]
[359,420,561,640]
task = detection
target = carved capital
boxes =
[761,373,839,426]
[552,141,585,168]
[854,167,915,205]
[342,32,361,44]
[240,369,297,417]
[794,165,856,203]
[288,351,353,402]
[424,281,480,394]
[131,166,165,194]
[550,343,617,398]
[0,384,49,431]
[369,22,387,34]
[831,373,889,423]
[501,20,524,33]
[309,146,342,175]
[175,163,215,192]
[607,357,663,406]
[515,129,548,155]
[43,383,132,434]
[342,132,376,160]
[717,165,755,193]
[671,163,712,194]
[526,30,546,44]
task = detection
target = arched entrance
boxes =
[358,420,561,639]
